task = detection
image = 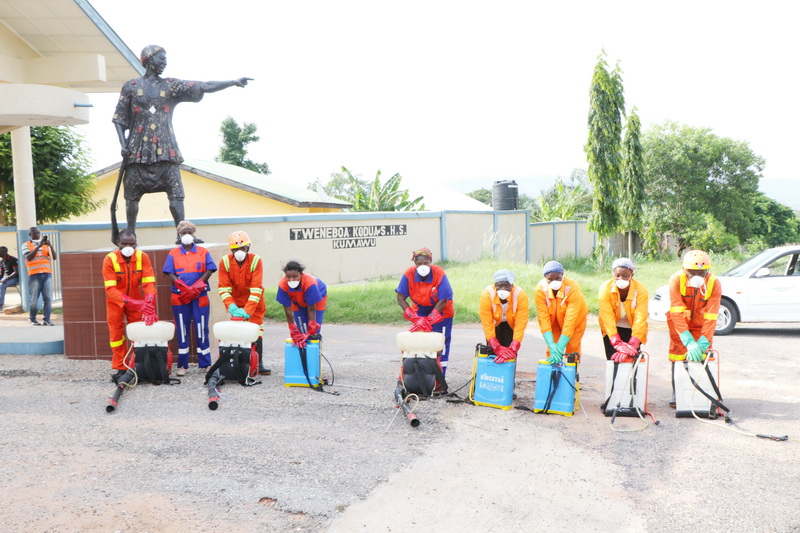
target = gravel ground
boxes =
[1,320,799,532]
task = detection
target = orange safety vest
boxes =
[24,241,52,275]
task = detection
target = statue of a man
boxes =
[113,45,250,233]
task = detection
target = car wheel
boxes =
[715,299,738,335]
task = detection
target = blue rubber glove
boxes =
[679,330,695,348]
[686,341,703,362]
[543,330,558,352]
[227,303,249,319]
[546,352,563,364]
[556,335,570,353]
[697,335,711,353]
[228,303,240,315]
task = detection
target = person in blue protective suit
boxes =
[396,247,455,376]
[276,260,327,348]
[534,260,588,364]
[163,220,217,375]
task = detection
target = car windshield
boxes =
[721,250,776,277]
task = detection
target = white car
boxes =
[649,245,800,335]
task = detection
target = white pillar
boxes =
[11,126,37,312]
[11,126,37,229]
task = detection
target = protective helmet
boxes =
[228,231,251,249]
[682,250,711,270]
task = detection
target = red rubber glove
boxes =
[509,340,521,354]
[288,324,306,347]
[426,309,444,326]
[629,337,641,351]
[611,351,630,363]
[142,294,157,325]
[610,333,637,357]
[308,321,320,335]
[174,279,194,304]
[122,296,145,311]
[184,279,206,301]
[488,337,502,354]
[493,346,515,364]
[403,307,419,322]
[409,317,432,332]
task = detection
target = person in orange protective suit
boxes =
[479,269,529,364]
[217,230,269,375]
[666,249,722,407]
[598,257,649,362]
[103,229,157,383]
[534,260,588,364]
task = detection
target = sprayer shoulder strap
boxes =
[600,362,619,411]
[413,357,431,397]
[299,346,322,391]
[682,362,730,414]
[431,357,448,393]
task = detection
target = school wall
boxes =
[1,213,601,287]
[67,169,335,224]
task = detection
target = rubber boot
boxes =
[669,361,676,408]
[256,337,271,375]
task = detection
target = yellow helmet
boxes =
[228,231,251,249]
[682,249,711,270]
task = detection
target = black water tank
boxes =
[492,180,519,210]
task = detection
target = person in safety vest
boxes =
[534,260,588,364]
[218,231,270,375]
[598,257,649,362]
[103,229,157,383]
[276,260,327,350]
[666,249,722,407]
[396,247,455,376]
[24,226,57,325]
[479,269,529,364]
[163,220,217,376]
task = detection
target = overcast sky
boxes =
[77,1,798,197]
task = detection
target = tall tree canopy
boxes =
[642,122,764,252]
[215,117,270,174]
[585,51,625,240]
[0,127,101,225]
[620,107,645,254]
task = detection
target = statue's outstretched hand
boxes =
[234,77,253,87]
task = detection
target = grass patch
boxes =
[263,255,742,325]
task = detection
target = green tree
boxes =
[0,127,102,225]
[466,188,492,206]
[529,170,593,222]
[620,107,645,255]
[215,116,270,174]
[346,167,424,212]
[585,51,625,240]
[642,122,764,253]
[749,192,800,247]
[309,170,369,204]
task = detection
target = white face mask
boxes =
[31,239,41,245]
[416,265,431,277]
[233,250,247,262]
[287,280,300,289]
[180,234,194,245]
[120,246,135,257]
[687,275,705,288]
[496,289,511,300]
[548,280,562,291]
[615,279,630,290]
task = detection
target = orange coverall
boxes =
[666,270,722,361]
[103,249,156,370]
[597,277,649,344]
[217,253,266,333]
[534,277,588,358]
[479,285,529,345]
